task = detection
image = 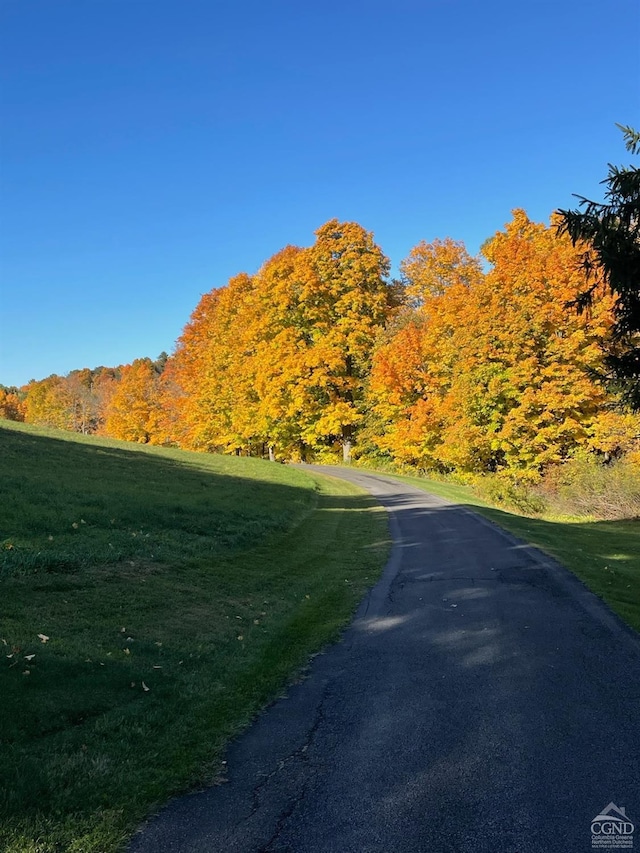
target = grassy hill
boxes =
[0,421,389,853]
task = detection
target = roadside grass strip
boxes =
[0,422,389,853]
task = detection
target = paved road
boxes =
[129,467,640,853]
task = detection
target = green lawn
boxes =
[386,472,640,634]
[0,422,389,853]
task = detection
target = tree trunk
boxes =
[268,445,275,462]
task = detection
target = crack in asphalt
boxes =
[249,680,332,851]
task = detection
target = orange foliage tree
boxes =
[0,387,25,421]
[368,211,626,473]
[169,274,261,451]
[103,358,164,443]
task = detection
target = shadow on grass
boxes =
[0,424,320,575]
[468,503,640,634]
[0,438,390,851]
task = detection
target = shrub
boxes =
[472,472,548,516]
[541,455,640,520]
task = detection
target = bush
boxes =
[541,455,640,520]
[472,472,548,516]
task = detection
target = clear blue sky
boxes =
[1,0,638,387]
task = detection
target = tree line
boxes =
[4,129,640,474]
[3,209,638,474]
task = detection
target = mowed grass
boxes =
[0,421,390,853]
[386,472,640,634]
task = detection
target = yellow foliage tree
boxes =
[169,220,394,460]
[103,359,164,444]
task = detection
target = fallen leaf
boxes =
[24,654,35,661]
[142,681,149,692]
[123,648,130,655]
[37,634,49,643]
[237,635,244,641]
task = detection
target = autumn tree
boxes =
[64,369,102,434]
[169,220,394,461]
[169,273,262,452]
[399,236,484,305]
[467,210,614,470]
[368,214,623,473]
[0,386,25,421]
[91,367,119,433]
[243,245,313,458]
[295,219,393,460]
[21,367,120,434]
[22,375,75,430]
[103,358,164,443]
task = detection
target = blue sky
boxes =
[1,0,638,387]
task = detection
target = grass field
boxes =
[386,472,640,634]
[0,421,389,853]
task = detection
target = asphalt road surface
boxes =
[128,467,640,853]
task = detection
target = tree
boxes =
[65,369,100,434]
[399,237,484,305]
[368,213,621,473]
[557,124,640,407]
[22,375,73,430]
[103,358,164,443]
[170,273,261,452]
[298,219,393,460]
[169,220,394,461]
[0,386,24,421]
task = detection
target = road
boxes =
[128,466,640,853]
